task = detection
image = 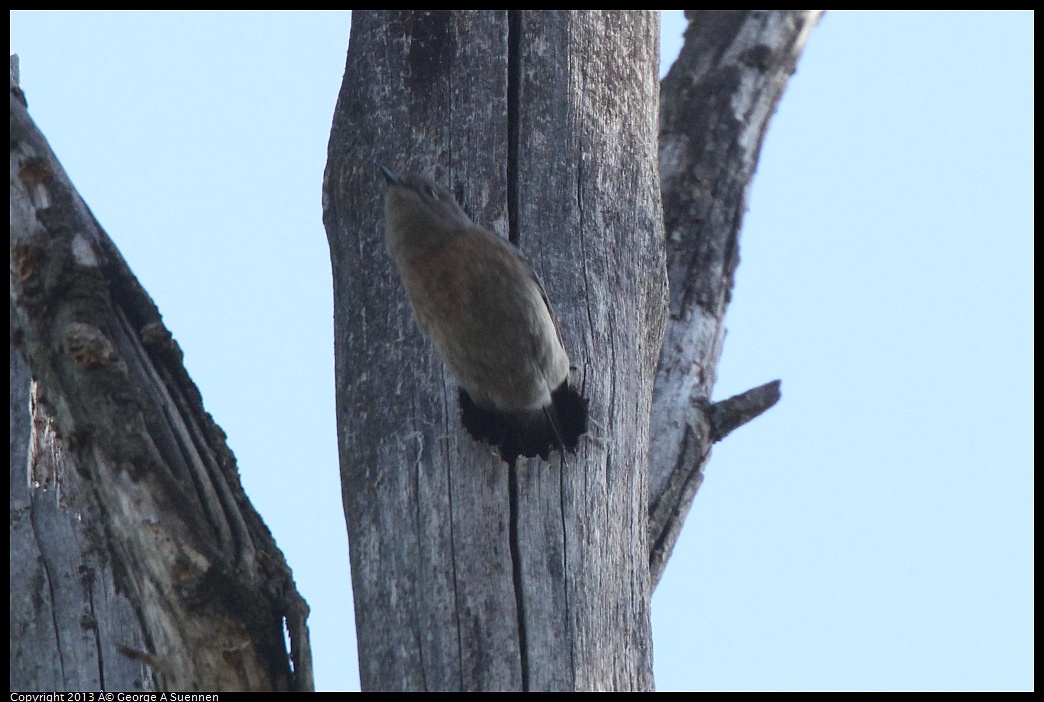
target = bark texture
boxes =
[10,58,312,692]
[324,10,663,691]
[11,344,154,691]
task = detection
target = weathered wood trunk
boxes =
[324,10,663,691]
[10,56,311,692]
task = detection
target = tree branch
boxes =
[708,379,781,443]
[649,11,822,587]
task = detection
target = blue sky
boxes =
[11,11,1032,691]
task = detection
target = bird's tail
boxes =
[459,382,588,464]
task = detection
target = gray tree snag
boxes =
[9,58,312,691]
[650,10,821,587]
[9,8,820,695]
[326,9,819,691]
[325,10,662,692]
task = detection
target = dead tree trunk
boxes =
[324,10,663,692]
[325,9,819,691]
[9,56,312,692]
[8,9,820,693]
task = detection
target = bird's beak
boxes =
[379,164,400,186]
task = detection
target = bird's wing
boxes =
[528,267,567,353]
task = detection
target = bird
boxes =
[381,165,587,463]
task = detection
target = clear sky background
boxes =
[10,11,1032,692]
